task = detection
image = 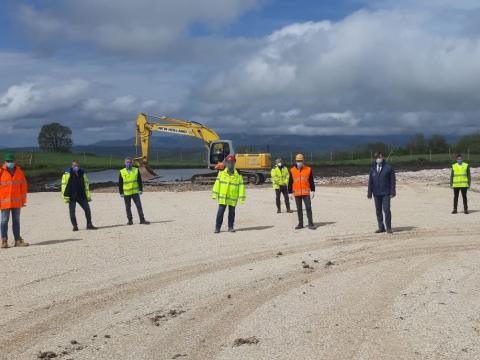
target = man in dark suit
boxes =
[368,152,396,234]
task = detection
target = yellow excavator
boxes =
[134,113,272,184]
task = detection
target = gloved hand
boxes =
[367,195,372,199]
[139,191,143,195]
[311,192,315,200]
[391,194,396,198]
[290,195,294,201]
[120,194,124,198]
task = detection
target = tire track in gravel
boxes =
[144,240,480,359]
[1,227,478,355]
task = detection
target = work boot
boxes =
[228,227,236,233]
[375,228,386,234]
[464,209,469,214]
[1,239,8,249]
[295,224,304,230]
[127,220,134,226]
[214,228,220,234]
[287,208,293,213]
[277,209,281,214]
[308,224,316,230]
[14,239,29,247]
[451,209,458,214]
[140,220,150,225]
[386,229,394,234]
[72,225,79,232]
[86,224,97,230]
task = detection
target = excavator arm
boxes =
[135,113,220,164]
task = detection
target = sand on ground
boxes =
[1,182,479,359]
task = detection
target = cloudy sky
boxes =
[1,0,480,146]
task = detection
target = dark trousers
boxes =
[453,188,468,210]
[1,208,21,240]
[216,204,235,229]
[374,195,391,230]
[69,198,92,227]
[275,186,291,211]
[124,194,145,222]
[295,196,313,227]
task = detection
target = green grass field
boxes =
[0,151,204,180]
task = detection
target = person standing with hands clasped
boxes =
[271,158,292,213]
[212,155,245,233]
[119,157,150,225]
[368,152,396,234]
[450,154,471,214]
[288,154,316,230]
[0,153,28,248]
[61,160,97,231]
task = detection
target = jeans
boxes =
[216,205,235,229]
[124,194,145,222]
[275,186,291,211]
[1,208,21,240]
[295,196,313,227]
[374,195,392,230]
[69,198,92,227]
[453,188,468,210]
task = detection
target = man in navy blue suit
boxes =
[368,152,396,234]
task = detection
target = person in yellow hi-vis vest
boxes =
[271,158,292,213]
[450,154,471,214]
[119,157,150,225]
[212,155,245,233]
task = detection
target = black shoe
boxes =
[451,209,457,214]
[308,224,316,230]
[464,209,469,214]
[386,229,393,234]
[228,227,236,233]
[140,220,150,225]
[72,225,79,232]
[375,229,386,234]
[277,209,281,214]
[214,228,220,234]
[86,224,97,230]
[287,209,293,213]
[127,220,133,225]
[295,224,304,230]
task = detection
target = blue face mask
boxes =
[126,162,133,169]
[6,162,15,169]
[457,159,463,164]
[73,166,80,172]
[296,162,303,168]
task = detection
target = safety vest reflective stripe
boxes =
[0,181,26,185]
[0,197,23,203]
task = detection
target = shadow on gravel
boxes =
[96,224,125,229]
[466,210,479,214]
[236,226,274,232]
[148,220,175,224]
[34,238,82,246]
[314,222,336,227]
[393,226,418,232]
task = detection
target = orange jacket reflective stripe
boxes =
[291,166,311,197]
[0,165,28,209]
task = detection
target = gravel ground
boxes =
[1,176,480,359]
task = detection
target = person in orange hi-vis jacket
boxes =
[0,153,28,248]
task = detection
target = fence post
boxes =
[468,147,470,161]
[429,149,432,161]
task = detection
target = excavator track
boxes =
[191,171,266,185]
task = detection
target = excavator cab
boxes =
[208,140,235,169]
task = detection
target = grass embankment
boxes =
[0,152,204,182]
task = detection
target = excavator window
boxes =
[210,142,230,164]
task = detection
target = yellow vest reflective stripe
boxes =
[212,169,246,206]
[270,166,290,189]
[61,172,91,203]
[452,163,469,188]
[120,167,140,196]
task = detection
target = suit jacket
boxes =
[368,161,396,197]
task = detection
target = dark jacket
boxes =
[64,168,87,200]
[118,168,143,195]
[450,163,471,187]
[368,161,396,197]
[288,165,315,194]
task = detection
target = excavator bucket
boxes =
[138,164,159,181]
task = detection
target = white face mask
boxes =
[277,163,282,167]
[296,162,303,168]
[376,158,383,164]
